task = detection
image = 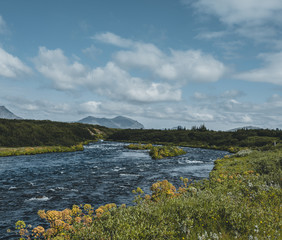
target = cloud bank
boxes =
[33,33,226,104]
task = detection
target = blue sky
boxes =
[0,0,282,130]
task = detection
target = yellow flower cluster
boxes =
[95,203,117,218]
[150,180,177,200]
[12,203,119,239]
[32,226,45,238]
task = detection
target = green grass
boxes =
[10,148,281,239]
[0,144,85,157]
[126,143,186,159]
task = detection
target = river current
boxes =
[0,141,228,239]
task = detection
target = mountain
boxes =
[0,106,21,119]
[228,126,262,132]
[78,116,144,129]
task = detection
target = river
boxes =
[0,141,228,239]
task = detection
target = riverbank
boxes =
[0,144,86,157]
[10,147,281,239]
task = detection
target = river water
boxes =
[0,141,228,239]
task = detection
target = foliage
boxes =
[126,143,186,159]
[149,146,186,159]
[0,119,116,148]
[0,119,117,156]
[109,128,282,152]
[10,148,281,239]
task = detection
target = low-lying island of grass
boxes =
[126,143,186,159]
[10,147,281,239]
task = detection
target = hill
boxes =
[0,119,116,148]
[78,115,144,129]
[0,106,21,119]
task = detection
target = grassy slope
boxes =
[0,119,117,156]
[12,148,281,239]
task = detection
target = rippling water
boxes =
[0,141,228,239]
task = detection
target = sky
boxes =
[0,0,282,130]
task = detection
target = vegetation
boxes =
[0,144,84,157]
[0,119,116,156]
[126,143,186,159]
[2,120,281,238]
[10,147,281,239]
[109,127,282,152]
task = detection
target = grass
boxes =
[126,143,186,159]
[0,144,85,157]
[9,148,282,239]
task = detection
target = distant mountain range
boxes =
[78,116,144,129]
[228,126,262,132]
[0,106,21,119]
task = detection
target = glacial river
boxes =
[0,141,229,239]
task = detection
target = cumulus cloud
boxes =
[95,32,227,83]
[33,47,181,103]
[235,52,282,85]
[79,101,102,114]
[33,47,87,90]
[0,47,32,78]
[86,62,181,102]
[34,35,226,104]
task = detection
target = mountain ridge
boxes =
[78,115,144,129]
[0,106,21,119]
[228,126,262,132]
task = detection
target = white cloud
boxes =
[79,101,102,114]
[183,0,282,47]
[187,90,282,129]
[185,0,282,26]
[95,32,226,83]
[86,62,181,102]
[33,47,181,103]
[33,47,87,90]
[114,43,164,71]
[92,32,134,48]
[0,47,32,78]
[235,52,282,85]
